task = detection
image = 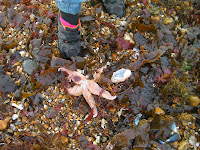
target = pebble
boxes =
[22,59,37,75]
[178,140,190,150]
[15,121,23,126]
[11,103,24,110]
[153,107,165,116]
[61,136,69,145]
[12,114,18,120]
[95,135,101,144]
[163,17,173,25]
[102,136,107,143]
[108,130,114,135]
[101,118,107,129]
[0,120,8,130]
[189,135,197,146]
[189,96,200,107]
[10,124,17,132]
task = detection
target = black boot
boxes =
[102,0,125,17]
[57,10,81,59]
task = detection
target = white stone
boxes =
[12,114,18,120]
[11,103,24,110]
[101,118,107,129]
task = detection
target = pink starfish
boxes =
[58,66,116,117]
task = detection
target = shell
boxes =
[166,133,179,143]
[111,68,131,83]
[170,122,178,133]
[133,114,142,125]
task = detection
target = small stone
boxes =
[153,107,165,116]
[189,96,200,107]
[44,105,49,110]
[61,136,68,144]
[10,124,17,132]
[111,53,118,61]
[12,114,18,120]
[22,59,37,75]
[44,124,49,129]
[7,129,14,134]
[171,141,179,149]
[95,135,101,144]
[189,135,197,146]
[102,136,107,143]
[109,107,117,112]
[101,118,107,129]
[163,17,173,25]
[178,140,190,150]
[15,121,23,126]
[108,130,114,135]
[11,103,24,110]
[34,144,41,150]
[22,116,27,123]
[0,120,8,130]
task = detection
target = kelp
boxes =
[128,43,173,71]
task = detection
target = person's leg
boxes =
[55,0,125,59]
[56,0,86,59]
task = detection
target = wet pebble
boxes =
[15,121,23,126]
[189,96,200,107]
[12,114,18,120]
[61,136,69,145]
[102,136,107,143]
[22,59,37,75]
[11,103,24,110]
[10,124,17,132]
[153,107,165,116]
[178,140,190,150]
[189,135,197,146]
[94,135,101,144]
[163,17,173,25]
[0,120,8,131]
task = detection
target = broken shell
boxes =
[133,114,142,125]
[111,68,131,83]
[166,133,179,143]
[158,139,166,145]
[171,122,178,133]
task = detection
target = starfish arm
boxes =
[82,87,98,118]
[101,90,117,100]
[58,67,86,84]
[87,80,116,100]
[58,67,74,77]
[67,85,83,96]
[93,65,107,81]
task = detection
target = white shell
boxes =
[12,114,18,120]
[111,68,131,83]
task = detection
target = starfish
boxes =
[58,66,116,117]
